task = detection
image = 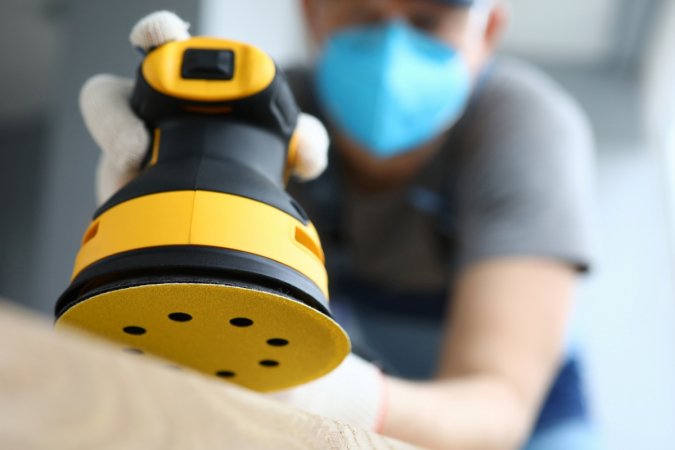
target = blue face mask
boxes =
[315,21,472,158]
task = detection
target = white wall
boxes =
[200,0,309,66]
[643,0,675,139]
[578,141,675,450]
[501,0,620,65]
[0,0,64,122]
[201,0,624,67]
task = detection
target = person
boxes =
[80,1,597,449]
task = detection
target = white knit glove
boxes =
[267,353,389,433]
[80,11,329,205]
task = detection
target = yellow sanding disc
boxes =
[55,283,350,392]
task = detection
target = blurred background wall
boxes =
[1,0,675,448]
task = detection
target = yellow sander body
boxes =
[55,37,350,392]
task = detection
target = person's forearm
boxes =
[382,374,533,450]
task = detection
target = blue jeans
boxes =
[525,419,601,450]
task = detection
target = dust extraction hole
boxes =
[259,359,279,367]
[216,370,236,378]
[124,348,144,355]
[123,326,146,335]
[266,338,289,347]
[168,312,192,322]
[229,317,253,327]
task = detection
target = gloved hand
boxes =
[268,353,389,433]
[81,10,330,205]
[82,71,388,424]
[80,9,385,434]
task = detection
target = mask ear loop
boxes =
[467,0,494,36]
[469,0,511,31]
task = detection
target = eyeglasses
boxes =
[318,0,471,34]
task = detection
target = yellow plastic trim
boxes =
[149,128,161,166]
[284,130,299,183]
[73,191,328,297]
[142,37,276,102]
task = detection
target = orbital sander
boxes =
[55,12,350,392]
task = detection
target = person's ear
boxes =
[301,0,323,43]
[482,2,510,54]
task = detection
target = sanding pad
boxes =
[55,282,350,392]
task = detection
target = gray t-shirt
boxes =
[287,57,594,301]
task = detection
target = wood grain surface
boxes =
[0,301,416,450]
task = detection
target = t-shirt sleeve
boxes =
[453,60,595,272]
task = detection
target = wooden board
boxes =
[0,301,416,450]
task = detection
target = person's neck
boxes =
[334,131,447,193]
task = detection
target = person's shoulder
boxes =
[471,57,590,133]
[484,57,565,97]
[448,57,595,198]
